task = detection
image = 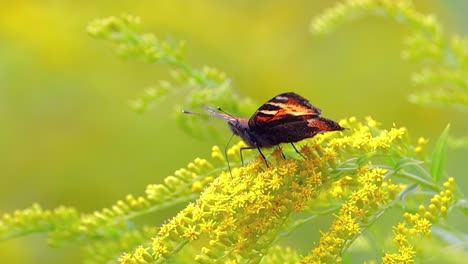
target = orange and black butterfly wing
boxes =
[253,117,345,147]
[248,92,321,129]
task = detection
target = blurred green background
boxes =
[1,1,467,263]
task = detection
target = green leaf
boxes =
[454,199,468,216]
[397,183,419,207]
[356,151,377,166]
[431,124,450,183]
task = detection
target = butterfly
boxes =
[183,92,345,169]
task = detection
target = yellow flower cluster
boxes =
[414,137,429,157]
[118,117,439,264]
[143,155,328,263]
[326,117,407,154]
[301,166,399,263]
[382,177,456,264]
[120,133,354,263]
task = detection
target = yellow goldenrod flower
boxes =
[382,177,456,263]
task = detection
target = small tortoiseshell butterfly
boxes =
[184,92,345,169]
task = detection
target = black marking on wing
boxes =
[249,92,322,128]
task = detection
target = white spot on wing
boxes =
[266,102,283,107]
[275,96,288,102]
[259,110,278,115]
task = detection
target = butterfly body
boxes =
[205,92,345,149]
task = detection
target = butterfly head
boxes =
[203,107,249,137]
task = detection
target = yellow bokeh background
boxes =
[1,1,467,263]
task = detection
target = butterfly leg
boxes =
[240,146,257,167]
[276,145,286,159]
[257,147,270,167]
[240,147,270,167]
[290,142,306,159]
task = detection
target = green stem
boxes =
[396,170,440,192]
[155,239,189,263]
[166,57,206,85]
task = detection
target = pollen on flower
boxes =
[184,202,196,214]
[152,240,169,258]
[395,222,407,233]
[136,246,153,261]
[382,253,397,264]
[335,214,360,236]
[199,219,216,233]
[118,253,133,264]
[414,218,431,236]
[322,147,338,161]
[269,174,283,190]
[157,221,173,238]
[183,225,200,240]
[393,233,407,246]
[383,181,400,198]
[292,199,307,212]
[397,245,416,263]
[388,127,406,141]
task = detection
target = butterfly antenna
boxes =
[181,109,213,117]
[216,107,237,119]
